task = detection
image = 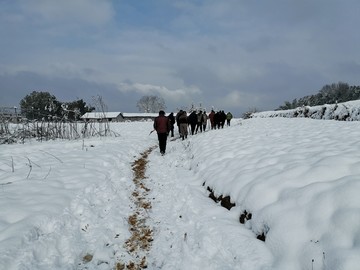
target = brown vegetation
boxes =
[117,146,156,269]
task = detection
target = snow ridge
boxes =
[252,99,360,121]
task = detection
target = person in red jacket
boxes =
[208,110,215,129]
[153,110,170,155]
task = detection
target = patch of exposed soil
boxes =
[205,184,267,242]
[116,146,156,270]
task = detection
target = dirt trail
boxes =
[116,146,156,270]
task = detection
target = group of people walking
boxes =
[208,110,233,129]
[153,109,233,155]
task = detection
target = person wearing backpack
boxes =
[226,111,233,126]
[178,110,188,140]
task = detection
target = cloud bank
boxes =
[1,0,360,116]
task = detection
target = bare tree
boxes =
[91,95,110,136]
[136,95,166,113]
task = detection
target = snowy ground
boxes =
[1,118,360,270]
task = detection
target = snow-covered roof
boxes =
[121,113,158,118]
[81,112,122,119]
[81,112,160,119]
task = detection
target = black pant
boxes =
[157,133,168,154]
[195,123,202,133]
[190,123,196,135]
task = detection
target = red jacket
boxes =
[209,111,215,122]
[154,115,170,134]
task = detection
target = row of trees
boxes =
[1,92,118,144]
[20,91,95,121]
[277,82,360,110]
[19,92,167,121]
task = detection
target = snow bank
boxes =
[252,99,360,121]
[188,118,360,270]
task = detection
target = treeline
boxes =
[1,92,115,144]
[277,82,360,110]
[20,91,95,121]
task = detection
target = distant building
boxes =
[81,112,123,122]
[0,106,21,122]
[121,113,158,122]
[80,112,158,122]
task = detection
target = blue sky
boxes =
[1,0,360,116]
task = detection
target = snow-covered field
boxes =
[1,118,359,270]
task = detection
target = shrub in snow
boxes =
[251,99,360,121]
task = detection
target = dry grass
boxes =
[82,254,93,263]
[116,146,156,269]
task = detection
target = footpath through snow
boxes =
[145,134,273,269]
[118,146,156,269]
[112,130,272,269]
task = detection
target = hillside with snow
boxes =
[252,99,360,121]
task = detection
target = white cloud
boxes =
[218,91,243,108]
[119,82,201,101]
[1,0,360,115]
[217,90,267,111]
[19,0,114,25]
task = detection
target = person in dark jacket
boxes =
[214,111,221,129]
[187,111,198,135]
[220,110,226,128]
[168,112,175,137]
[153,110,170,155]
